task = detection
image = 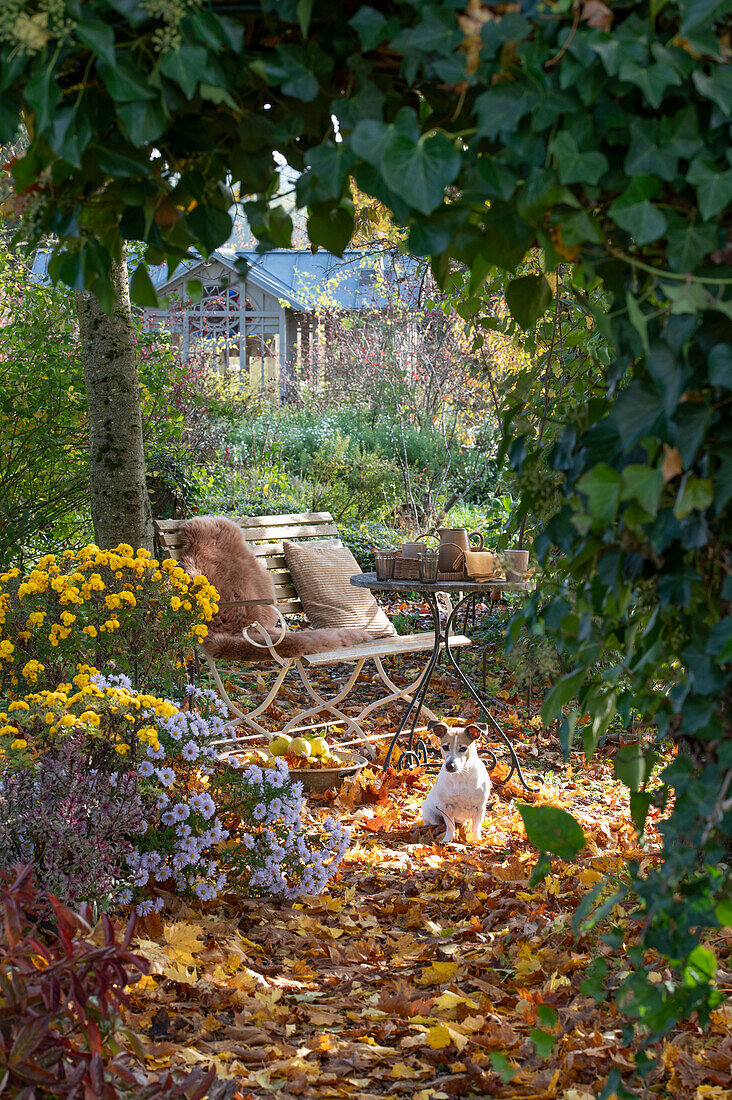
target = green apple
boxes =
[269,735,291,757]
[289,736,312,758]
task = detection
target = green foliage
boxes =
[0,248,89,565]
[308,433,401,524]
[2,0,731,1075]
[518,803,586,862]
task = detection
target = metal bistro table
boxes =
[350,573,538,792]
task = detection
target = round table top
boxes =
[351,571,533,594]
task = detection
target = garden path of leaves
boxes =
[127,602,732,1100]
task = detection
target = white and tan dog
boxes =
[421,720,491,843]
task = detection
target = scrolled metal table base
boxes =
[383,592,538,793]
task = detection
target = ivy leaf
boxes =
[709,344,732,388]
[609,177,666,245]
[606,383,665,449]
[129,262,159,307]
[530,1028,555,1058]
[550,131,608,186]
[489,1053,516,1083]
[625,118,679,181]
[296,0,314,36]
[381,131,460,216]
[541,666,588,723]
[620,465,663,517]
[186,278,203,303]
[692,66,732,116]
[629,792,654,836]
[76,20,116,67]
[117,97,168,145]
[666,221,720,272]
[474,85,533,140]
[24,65,61,134]
[473,156,517,201]
[674,474,713,519]
[349,6,395,50]
[577,463,622,523]
[46,104,93,166]
[159,46,208,99]
[505,274,553,330]
[307,200,355,256]
[95,144,148,177]
[518,804,586,861]
[682,944,716,986]
[614,743,655,792]
[619,59,682,108]
[186,205,232,254]
[256,46,320,101]
[99,59,157,101]
[687,157,732,220]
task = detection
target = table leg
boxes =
[382,593,442,772]
[443,595,539,793]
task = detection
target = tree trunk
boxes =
[75,255,154,551]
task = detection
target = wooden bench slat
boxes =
[242,523,339,541]
[272,582,298,600]
[250,540,341,561]
[276,598,303,613]
[239,512,334,527]
[303,633,472,666]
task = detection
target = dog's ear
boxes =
[464,723,485,740]
[428,719,448,736]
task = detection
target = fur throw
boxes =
[178,516,372,659]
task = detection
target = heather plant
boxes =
[0,545,218,696]
[0,734,145,909]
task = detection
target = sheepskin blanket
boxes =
[179,516,371,659]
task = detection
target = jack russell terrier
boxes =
[421,720,491,843]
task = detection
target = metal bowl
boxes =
[286,748,369,793]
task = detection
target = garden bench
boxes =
[154,512,471,757]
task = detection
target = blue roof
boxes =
[152,247,424,312]
[29,246,424,313]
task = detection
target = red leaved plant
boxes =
[0,864,214,1100]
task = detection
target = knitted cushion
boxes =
[282,541,397,639]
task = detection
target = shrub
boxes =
[0,863,214,1100]
[0,247,90,569]
[338,521,401,572]
[0,675,349,912]
[0,546,218,696]
[0,734,144,910]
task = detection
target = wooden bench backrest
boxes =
[153,512,340,615]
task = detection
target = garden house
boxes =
[141,246,424,396]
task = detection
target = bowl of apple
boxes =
[225,734,368,793]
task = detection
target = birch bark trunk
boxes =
[76,254,154,551]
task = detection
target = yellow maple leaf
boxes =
[163,962,197,984]
[416,959,458,986]
[425,1023,469,1052]
[425,1024,453,1050]
[390,1062,421,1079]
[514,944,543,980]
[433,989,480,1013]
[162,922,203,965]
